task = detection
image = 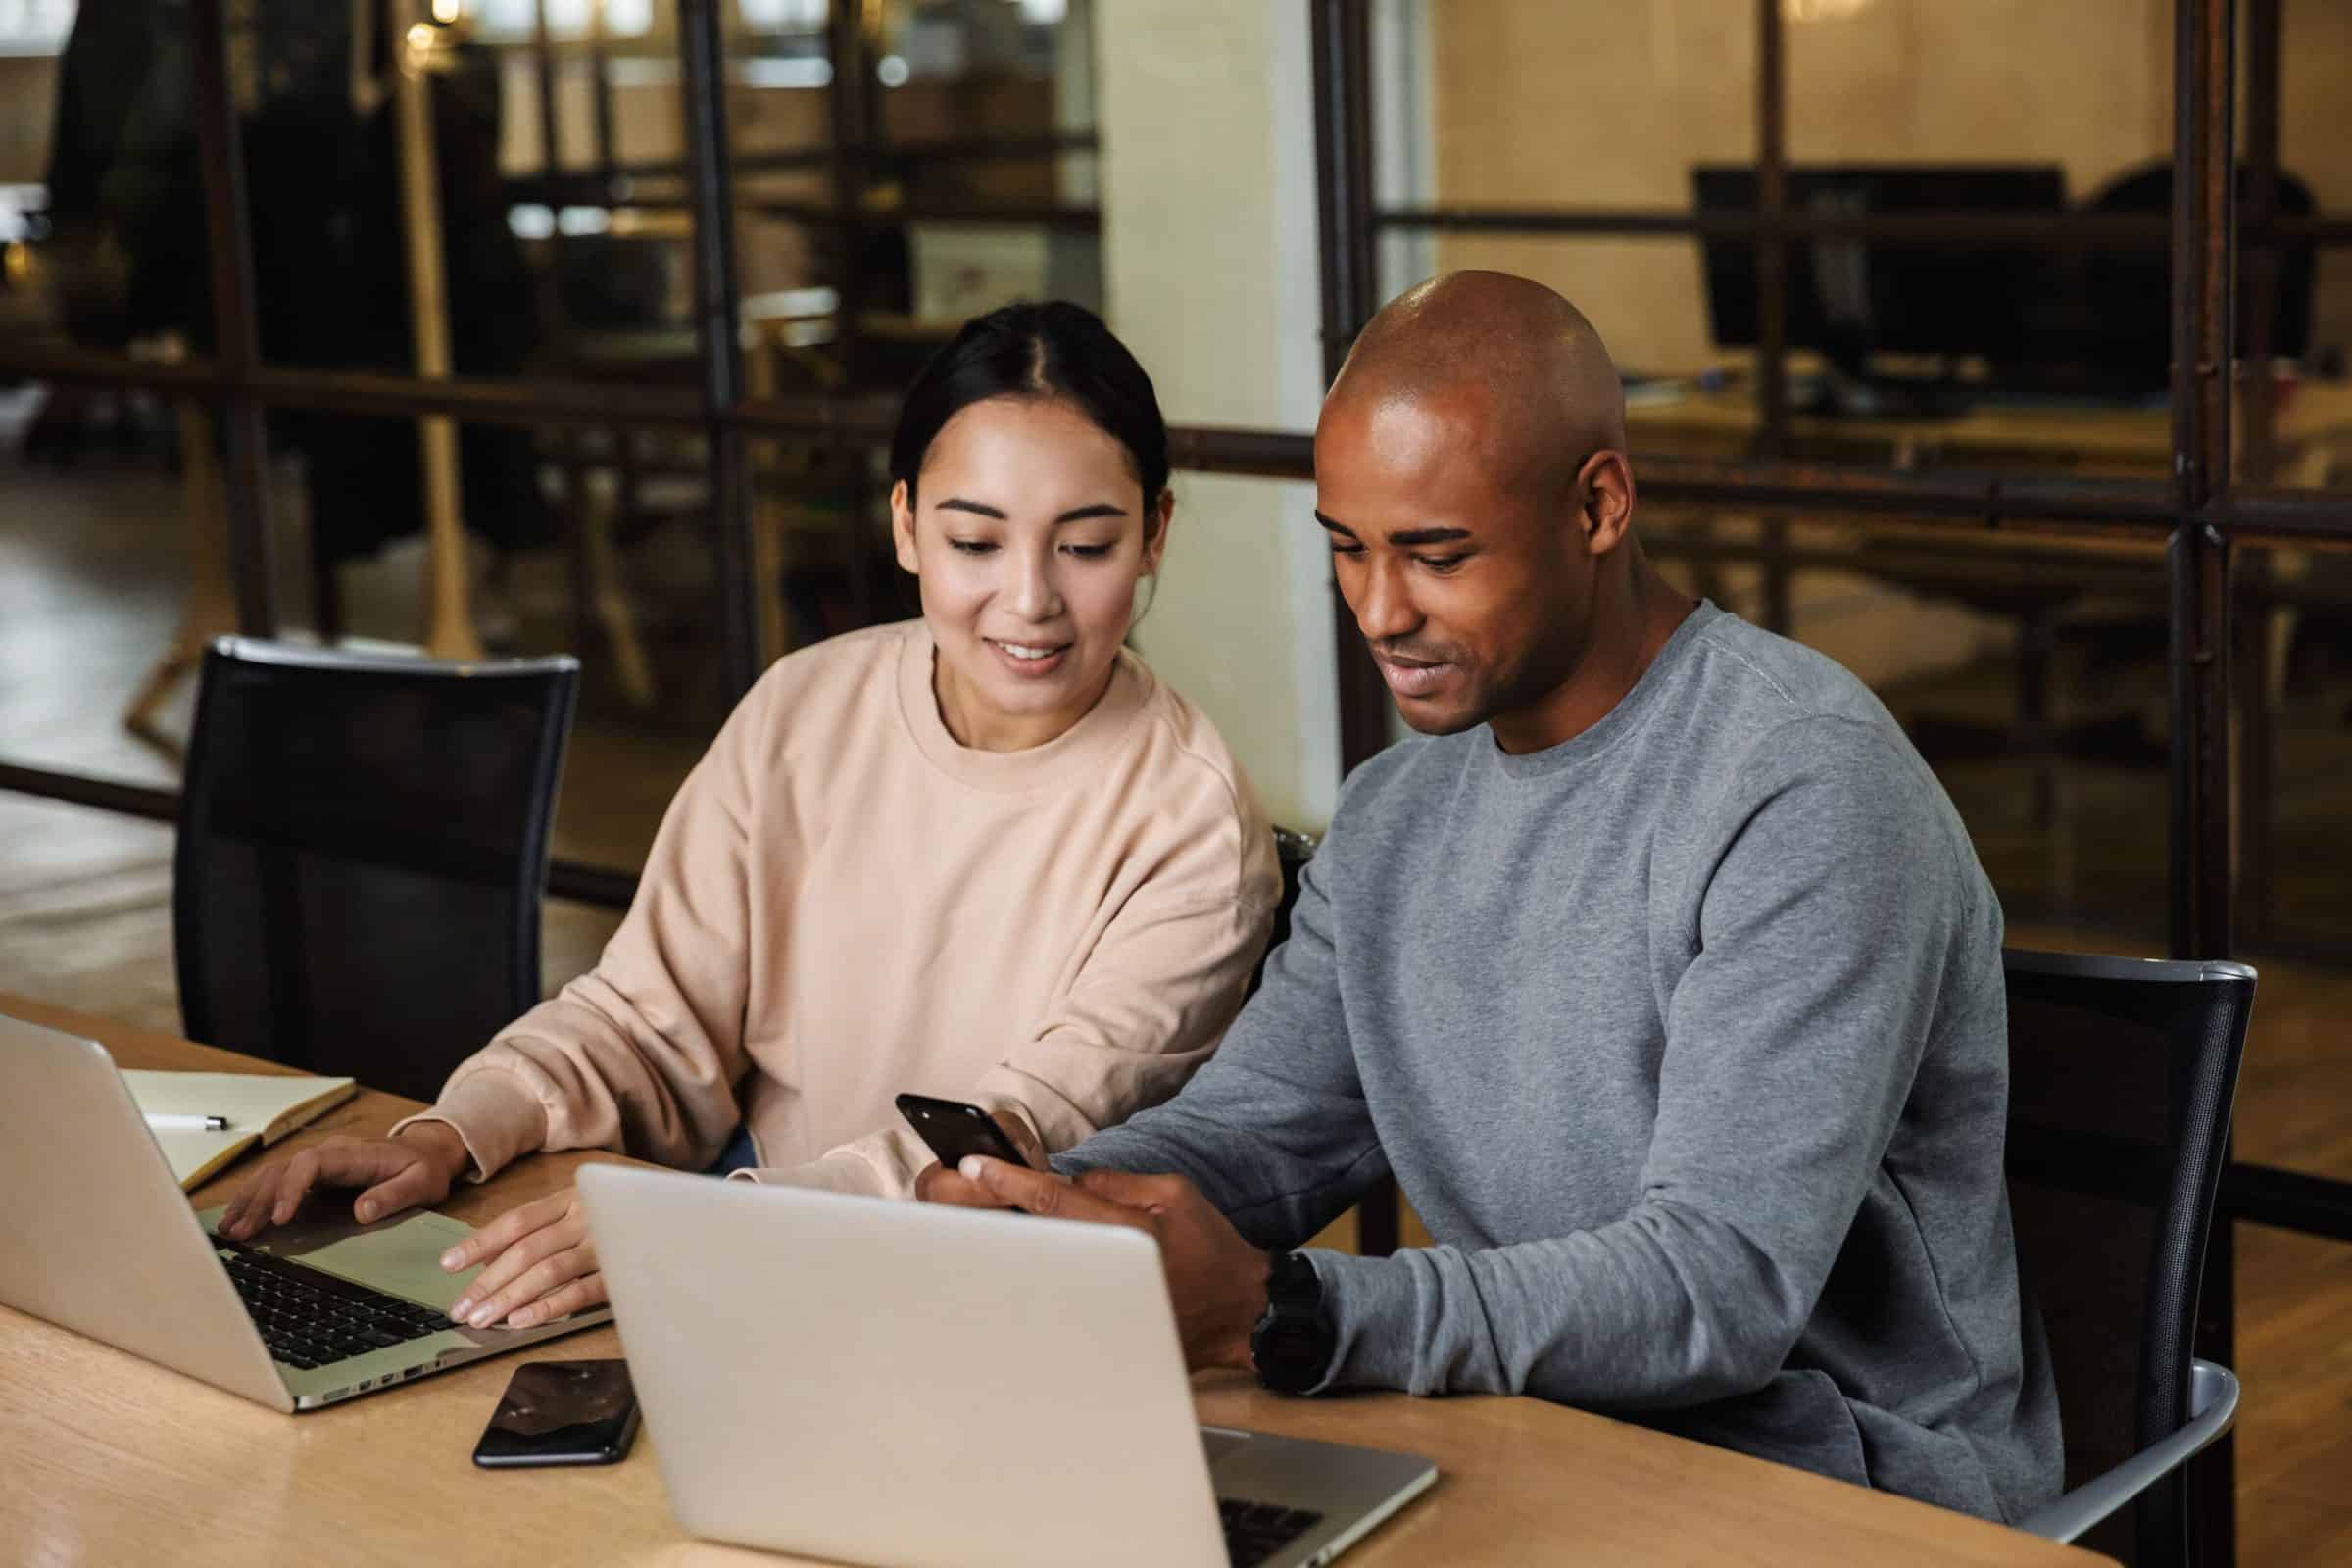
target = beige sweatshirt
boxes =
[392,620,1278,1199]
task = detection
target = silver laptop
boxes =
[0,1013,609,1411]
[578,1163,1437,1568]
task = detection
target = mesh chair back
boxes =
[1248,827,1319,997]
[2003,949,2254,1567]
[174,638,578,1102]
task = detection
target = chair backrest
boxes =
[2081,161,2317,386]
[174,638,579,1102]
[1247,827,1319,997]
[2002,949,2254,1567]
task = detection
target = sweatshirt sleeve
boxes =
[1305,720,1966,1406]
[1052,842,1391,1247]
[388,677,772,1179]
[741,779,1287,1199]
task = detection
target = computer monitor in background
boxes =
[1692,164,2070,414]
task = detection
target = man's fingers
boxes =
[960,1156,1145,1229]
[918,1164,1013,1209]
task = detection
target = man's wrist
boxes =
[1223,1246,1275,1371]
[1250,1250,1337,1394]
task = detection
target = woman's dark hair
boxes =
[889,301,1170,512]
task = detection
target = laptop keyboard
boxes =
[215,1243,452,1370]
[1219,1498,1324,1567]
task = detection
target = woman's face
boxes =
[892,395,1171,751]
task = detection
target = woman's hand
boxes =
[441,1187,604,1330]
[216,1123,471,1240]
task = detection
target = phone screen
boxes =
[472,1358,640,1468]
[896,1094,1034,1172]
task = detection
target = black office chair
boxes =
[2079,162,2316,394]
[2004,949,2256,1566]
[173,638,579,1102]
[1247,826,1319,997]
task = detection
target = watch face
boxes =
[1252,1252,1333,1394]
[1255,1323,1331,1392]
[1253,1310,1334,1393]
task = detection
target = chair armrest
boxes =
[2015,1360,2240,1544]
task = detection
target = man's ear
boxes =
[890,480,920,575]
[1577,450,1636,556]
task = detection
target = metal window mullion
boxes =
[678,0,760,695]
[1309,0,1401,1260]
[187,0,278,636]
[2167,4,2239,1565]
[1309,0,1392,795]
[2168,0,2237,968]
[2237,0,2283,945]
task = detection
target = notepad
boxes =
[122,1069,360,1190]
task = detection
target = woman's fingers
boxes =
[447,1198,587,1325]
[220,1139,417,1238]
[441,1189,570,1272]
[218,1162,286,1239]
[505,1267,609,1330]
[353,1156,445,1225]
[458,1241,597,1329]
[268,1148,324,1226]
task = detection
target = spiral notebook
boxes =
[121,1069,359,1190]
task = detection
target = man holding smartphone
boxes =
[920,271,2063,1524]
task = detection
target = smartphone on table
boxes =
[895,1093,1037,1172]
[472,1358,640,1468]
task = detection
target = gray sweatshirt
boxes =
[1057,601,2063,1521]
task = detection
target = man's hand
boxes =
[217,1123,472,1239]
[945,1157,1272,1374]
[910,1111,1047,1204]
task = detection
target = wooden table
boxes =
[0,995,2106,1566]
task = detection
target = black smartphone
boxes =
[895,1093,1036,1171]
[472,1358,641,1469]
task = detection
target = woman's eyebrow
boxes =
[933,499,1130,523]
[936,498,1007,519]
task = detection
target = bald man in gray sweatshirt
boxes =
[925,271,2063,1523]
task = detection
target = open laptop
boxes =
[578,1163,1437,1568]
[0,1013,609,1411]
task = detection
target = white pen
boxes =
[145,1112,231,1132]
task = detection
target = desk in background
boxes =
[0,994,2106,1566]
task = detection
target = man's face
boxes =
[1313,387,1592,738]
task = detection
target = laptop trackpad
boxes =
[199,1205,483,1309]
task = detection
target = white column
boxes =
[1092,0,1342,828]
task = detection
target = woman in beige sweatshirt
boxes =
[219,302,1279,1330]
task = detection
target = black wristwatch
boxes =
[1250,1250,1336,1395]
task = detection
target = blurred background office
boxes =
[1,4,2348,1562]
